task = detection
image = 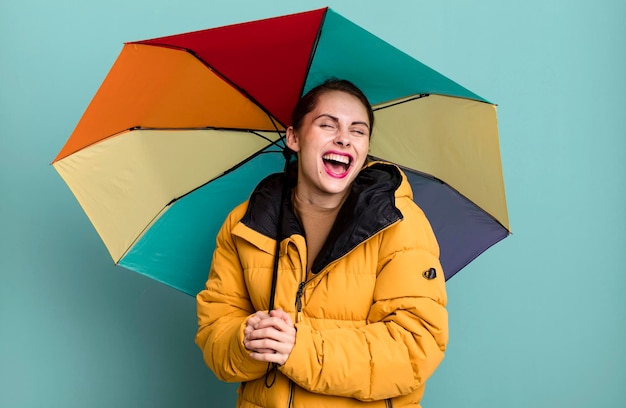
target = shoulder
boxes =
[368,164,439,256]
[396,198,438,250]
[214,200,249,246]
[227,201,249,226]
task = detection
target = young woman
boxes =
[196,79,448,407]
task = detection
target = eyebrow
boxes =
[314,113,370,129]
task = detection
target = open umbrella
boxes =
[52,7,510,296]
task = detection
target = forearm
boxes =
[279,299,447,401]
[196,301,268,382]
[195,206,269,382]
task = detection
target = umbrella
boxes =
[52,7,510,296]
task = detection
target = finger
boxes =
[247,326,283,342]
[254,316,296,333]
[248,327,296,348]
[245,344,275,354]
[246,334,296,358]
[246,317,260,330]
[247,311,275,331]
[270,309,294,326]
[248,350,289,366]
[255,310,271,319]
[248,311,269,324]
[244,338,280,353]
[247,312,268,327]
[245,331,294,351]
[249,328,296,348]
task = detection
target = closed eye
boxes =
[319,122,337,130]
[351,127,369,136]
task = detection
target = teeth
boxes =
[322,153,350,165]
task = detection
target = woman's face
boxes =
[286,90,370,206]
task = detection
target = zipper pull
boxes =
[295,281,306,322]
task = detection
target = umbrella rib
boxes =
[56,126,283,160]
[296,9,327,99]
[132,125,281,135]
[370,154,512,233]
[133,42,288,129]
[118,133,287,264]
[372,94,430,111]
[164,132,286,207]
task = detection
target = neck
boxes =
[293,185,349,210]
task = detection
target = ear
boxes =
[285,126,301,152]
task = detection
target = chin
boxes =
[322,178,355,195]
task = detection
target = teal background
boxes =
[1,0,624,407]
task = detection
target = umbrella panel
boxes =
[136,8,327,126]
[371,94,508,230]
[53,129,282,263]
[54,43,283,162]
[305,9,487,104]
[118,147,286,295]
[404,169,509,279]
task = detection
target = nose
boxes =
[334,128,350,146]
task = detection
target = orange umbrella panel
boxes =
[54,44,284,163]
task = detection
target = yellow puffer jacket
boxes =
[196,162,448,407]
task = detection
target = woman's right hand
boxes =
[244,308,296,365]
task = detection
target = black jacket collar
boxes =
[241,162,403,273]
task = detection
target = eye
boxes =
[351,127,369,136]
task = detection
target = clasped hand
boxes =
[244,308,296,366]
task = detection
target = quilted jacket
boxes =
[196,162,448,407]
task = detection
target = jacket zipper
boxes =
[293,218,399,320]
[293,211,400,311]
[294,243,307,323]
[294,281,306,323]
[288,219,402,408]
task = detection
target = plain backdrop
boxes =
[1,1,625,407]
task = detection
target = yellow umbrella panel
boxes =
[372,94,508,231]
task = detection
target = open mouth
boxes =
[322,153,352,176]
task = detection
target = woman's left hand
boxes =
[244,308,296,365]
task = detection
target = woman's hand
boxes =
[244,308,296,365]
[244,310,273,354]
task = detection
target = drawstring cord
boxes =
[265,147,294,388]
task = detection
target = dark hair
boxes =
[290,79,374,134]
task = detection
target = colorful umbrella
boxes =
[53,7,510,296]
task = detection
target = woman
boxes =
[196,79,448,407]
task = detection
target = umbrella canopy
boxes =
[53,7,510,296]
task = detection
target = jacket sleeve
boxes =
[195,205,268,383]
[279,202,448,401]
